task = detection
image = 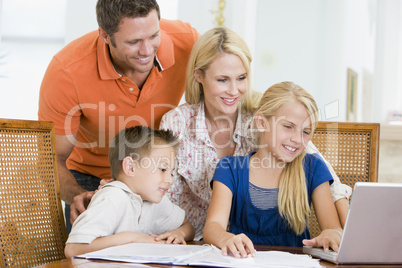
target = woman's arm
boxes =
[303,182,343,252]
[160,111,185,205]
[334,198,349,228]
[203,181,255,258]
[154,218,195,244]
[305,141,352,226]
[167,171,184,205]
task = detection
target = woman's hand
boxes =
[220,233,256,258]
[302,228,343,252]
[153,230,187,244]
[130,233,165,244]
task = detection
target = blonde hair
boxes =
[185,27,260,112]
[256,81,319,235]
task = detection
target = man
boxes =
[38,0,199,233]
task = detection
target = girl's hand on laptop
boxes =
[302,228,343,252]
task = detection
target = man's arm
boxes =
[56,134,95,223]
[56,133,86,204]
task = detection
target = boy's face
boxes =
[128,146,176,203]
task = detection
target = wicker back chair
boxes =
[308,122,380,238]
[0,119,67,267]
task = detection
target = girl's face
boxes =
[195,53,248,118]
[259,101,312,164]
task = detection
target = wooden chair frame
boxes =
[0,119,67,267]
[308,122,380,238]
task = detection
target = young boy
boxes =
[64,126,195,258]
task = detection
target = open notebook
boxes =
[303,182,402,264]
[76,243,321,267]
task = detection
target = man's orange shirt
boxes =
[38,19,200,179]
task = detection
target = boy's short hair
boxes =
[109,126,178,179]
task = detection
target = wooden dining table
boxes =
[38,243,402,268]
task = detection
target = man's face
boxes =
[106,9,161,77]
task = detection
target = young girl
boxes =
[203,81,343,258]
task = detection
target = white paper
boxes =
[76,243,322,268]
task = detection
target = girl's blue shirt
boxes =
[211,152,333,247]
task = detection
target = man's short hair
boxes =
[96,0,160,45]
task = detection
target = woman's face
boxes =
[195,53,248,118]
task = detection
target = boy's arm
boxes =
[64,232,159,258]
[154,218,195,244]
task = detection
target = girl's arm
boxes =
[306,141,352,226]
[64,232,160,258]
[203,181,256,258]
[303,182,343,252]
[154,218,195,244]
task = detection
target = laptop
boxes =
[303,182,402,264]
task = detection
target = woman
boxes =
[160,27,351,240]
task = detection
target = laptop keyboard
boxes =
[303,246,338,262]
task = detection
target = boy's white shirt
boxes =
[66,181,185,244]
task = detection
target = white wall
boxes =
[176,0,379,122]
[0,0,401,123]
[0,0,67,120]
[0,0,177,120]
[65,0,97,44]
[373,0,402,122]
[253,0,325,109]
[0,0,2,42]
